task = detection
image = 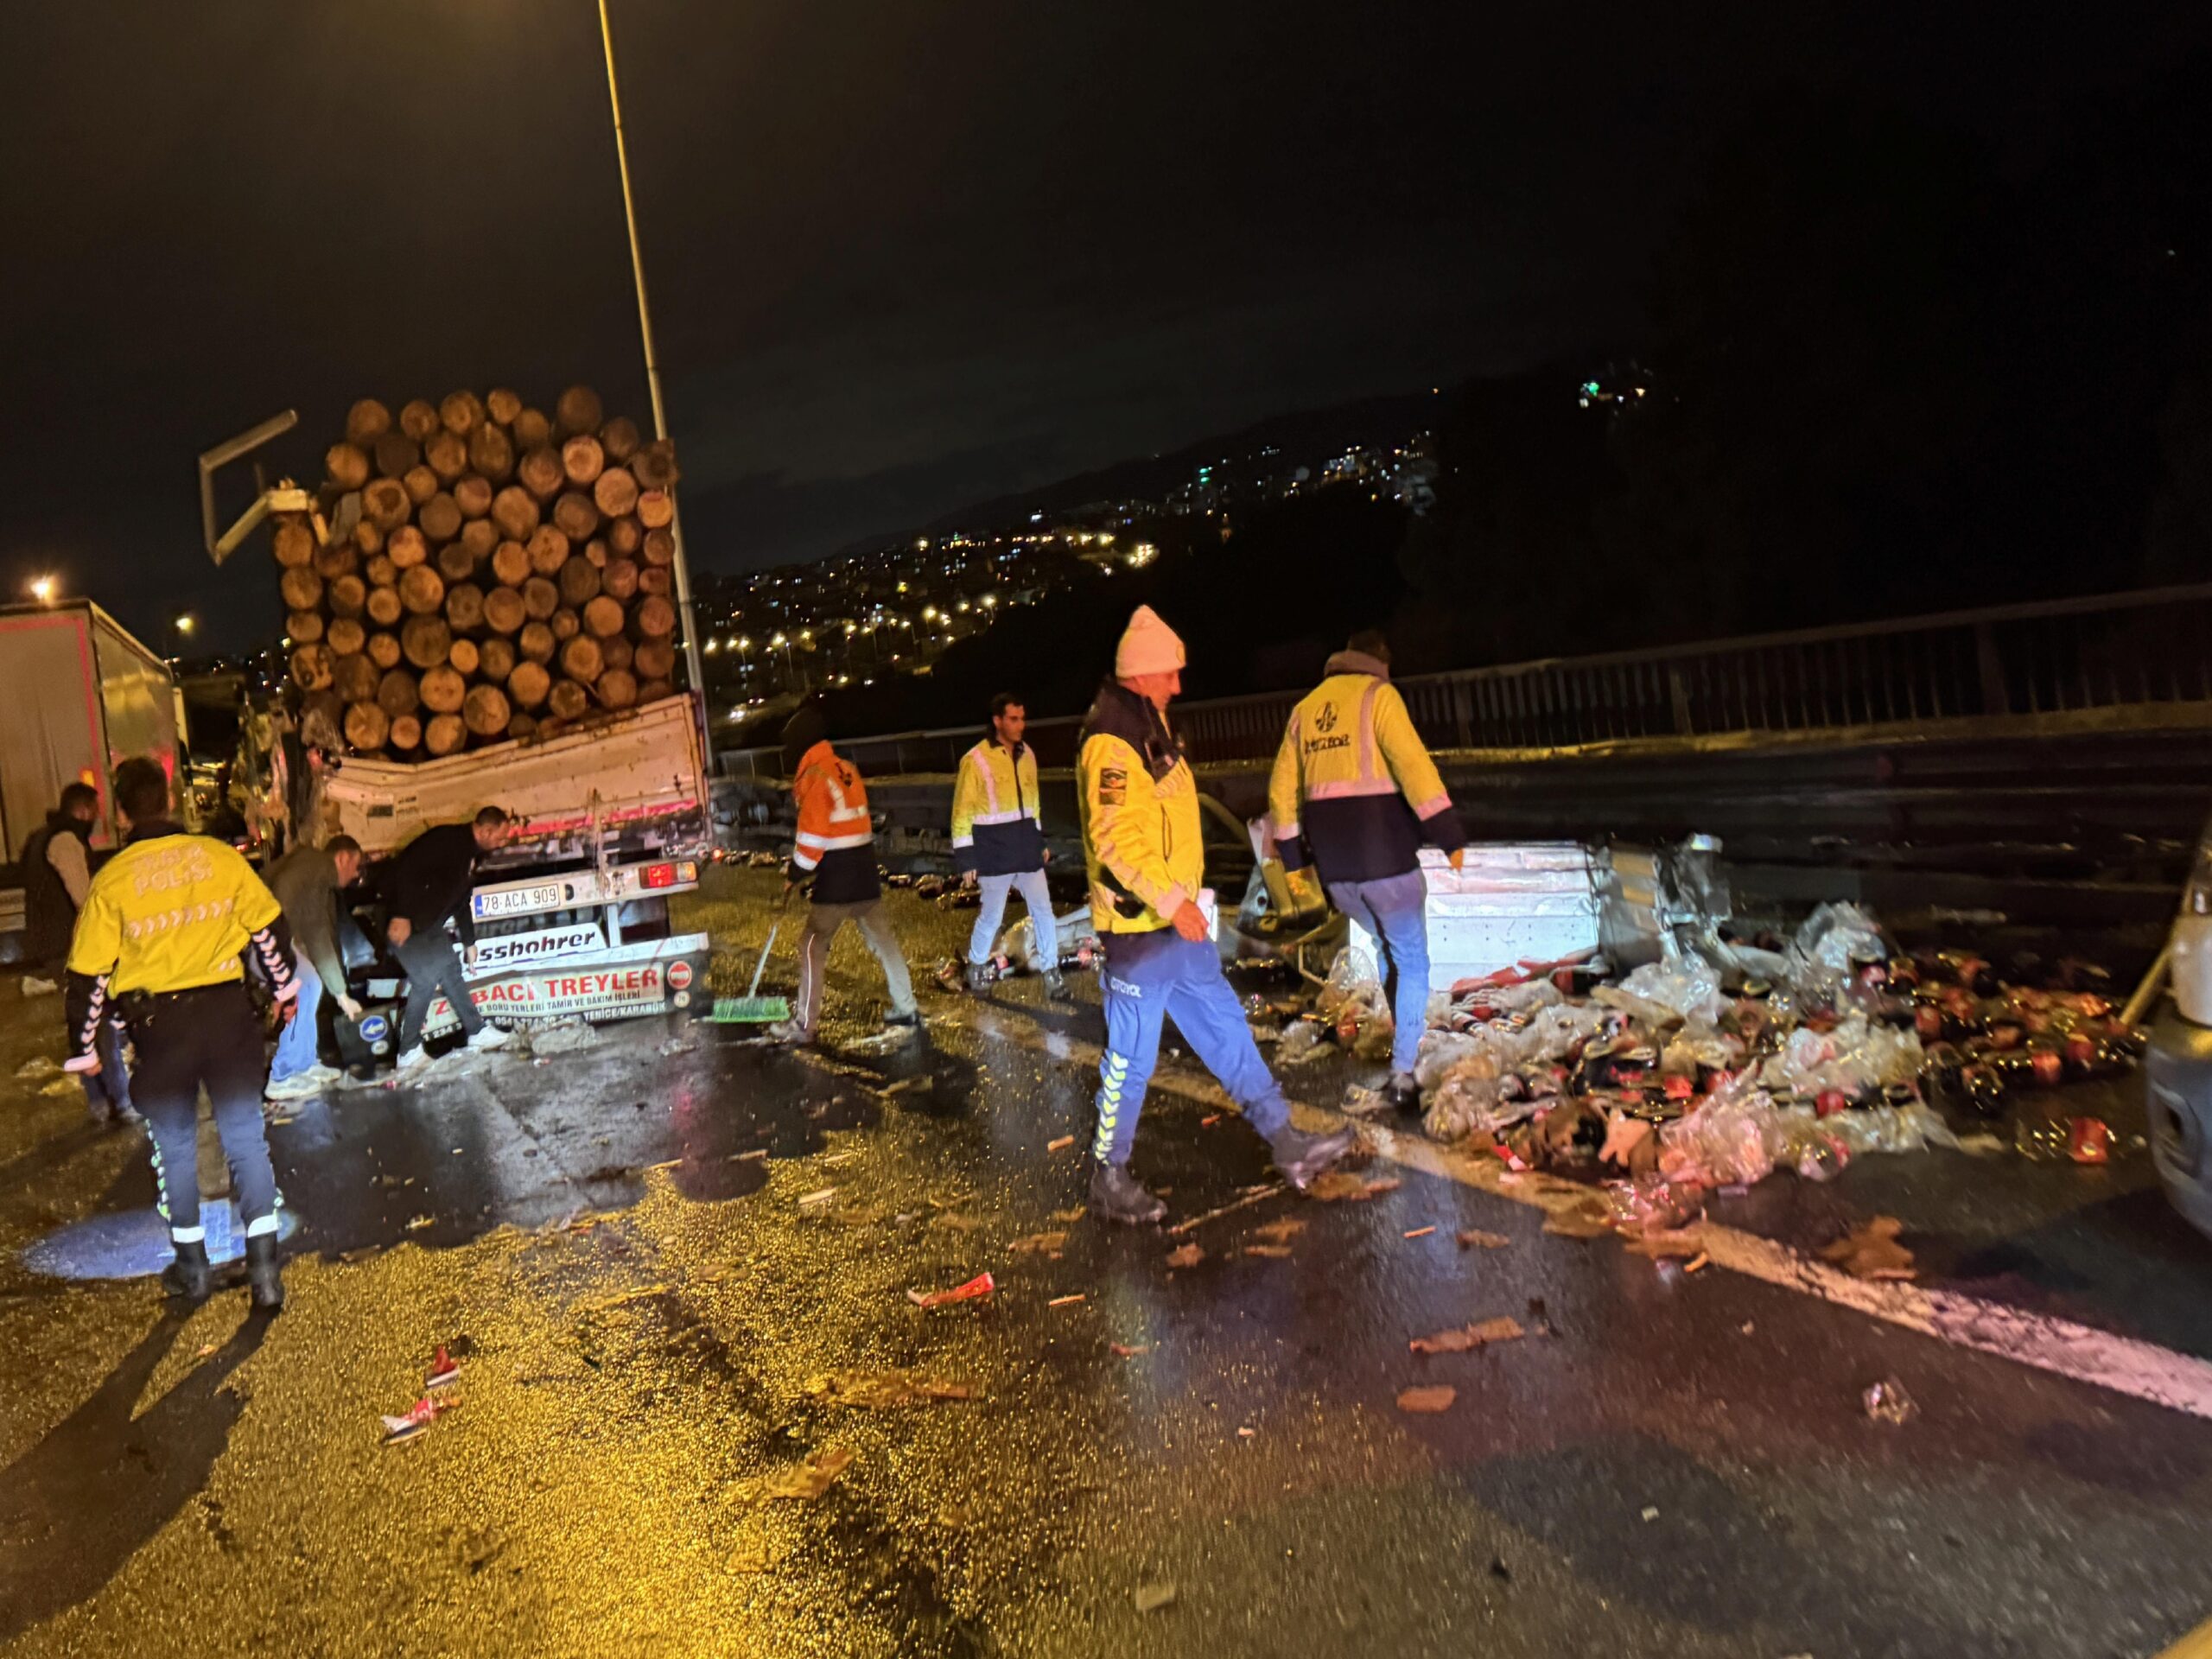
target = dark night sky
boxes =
[3,2,2208,653]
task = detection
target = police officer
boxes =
[1268,628,1467,1113]
[1079,606,1354,1224]
[64,758,300,1309]
[952,692,1063,995]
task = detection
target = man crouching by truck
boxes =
[65,758,299,1309]
[383,806,514,1074]
[768,701,920,1046]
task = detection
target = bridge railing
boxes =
[719,582,2212,779]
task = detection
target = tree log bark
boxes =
[601,559,639,601]
[486,387,523,426]
[518,621,556,664]
[550,607,580,642]
[363,478,411,531]
[591,466,639,518]
[601,634,635,674]
[460,517,499,562]
[287,610,325,645]
[513,407,552,451]
[401,614,452,670]
[425,430,468,483]
[313,539,359,580]
[403,464,438,505]
[594,668,639,711]
[448,636,480,677]
[463,683,511,737]
[642,525,676,566]
[549,679,591,720]
[365,552,397,588]
[556,385,605,437]
[327,617,368,659]
[367,632,403,670]
[526,524,570,575]
[518,446,565,500]
[378,669,421,719]
[327,574,367,619]
[557,555,602,607]
[418,491,462,543]
[273,518,315,569]
[599,415,641,461]
[483,587,526,634]
[326,442,371,493]
[638,679,674,704]
[608,515,643,557]
[552,490,600,543]
[478,635,517,682]
[637,566,671,598]
[440,390,485,436]
[444,582,486,632]
[631,439,681,491]
[280,566,325,612]
[583,594,626,638]
[400,565,446,617]
[425,714,467,757]
[389,714,423,752]
[521,576,560,620]
[344,701,391,753]
[346,398,392,448]
[374,432,419,479]
[491,485,540,542]
[302,691,346,753]
[366,585,404,627]
[354,518,385,556]
[291,645,335,691]
[507,660,551,709]
[633,637,676,682]
[583,537,610,569]
[334,652,379,703]
[398,399,440,442]
[560,632,607,684]
[386,525,429,569]
[420,664,467,715]
[636,488,674,529]
[505,711,537,743]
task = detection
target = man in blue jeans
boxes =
[262,835,365,1102]
[1268,629,1468,1115]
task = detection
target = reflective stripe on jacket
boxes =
[1267,652,1466,886]
[790,740,880,905]
[1078,682,1202,936]
[951,738,1045,875]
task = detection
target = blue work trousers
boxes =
[968,868,1055,967]
[1095,929,1289,1166]
[1327,869,1432,1077]
[268,959,324,1083]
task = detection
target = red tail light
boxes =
[642,862,677,889]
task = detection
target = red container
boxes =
[2068,1117,2111,1166]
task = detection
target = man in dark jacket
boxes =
[381,807,512,1073]
[22,782,133,1122]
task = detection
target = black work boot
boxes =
[1269,1125,1358,1191]
[1389,1072,1422,1116]
[162,1240,212,1302]
[1089,1160,1167,1225]
[963,963,991,995]
[1041,967,1069,999]
[245,1234,285,1313]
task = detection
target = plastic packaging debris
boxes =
[1658,1083,1785,1187]
[1340,1084,1390,1117]
[426,1345,460,1389]
[1605,1176,1707,1235]
[1783,902,1887,997]
[1426,1052,1533,1141]
[906,1271,995,1309]
[1395,1385,1458,1414]
[1758,1013,1923,1098]
[1863,1378,1918,1426]
[1317,946,1389,1025]
[380,1395,456,1446]
[1777,1102,1958,1162]
[1275,1020,1331,1065]
[2069,1116,2112,1165]
[1614,957,1728,1027]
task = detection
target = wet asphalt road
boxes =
[3,868,2212,1657]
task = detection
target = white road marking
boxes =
[963,1000,2212,1423]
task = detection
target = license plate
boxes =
[473,881,566,919]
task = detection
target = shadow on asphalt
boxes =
[0,1306,272,1643]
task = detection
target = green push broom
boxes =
[706,890,792,1024]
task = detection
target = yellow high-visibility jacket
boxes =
[950,737,1045,875]
[64,824,297,1062]
[1268,651,1465,886]
[1077,682,1203,935]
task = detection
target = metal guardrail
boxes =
[719,582,2212,780]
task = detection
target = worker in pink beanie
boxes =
[1074,606,1355,1224]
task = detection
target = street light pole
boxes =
[598,0,709,715]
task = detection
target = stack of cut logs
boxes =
[277,385,683,760]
